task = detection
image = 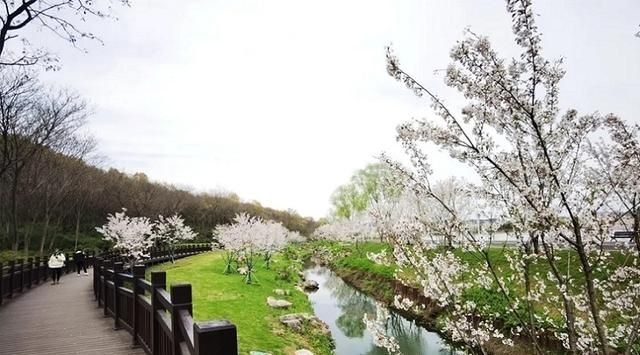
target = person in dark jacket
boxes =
[75,250,87,276]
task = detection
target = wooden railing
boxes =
[0,252,95,306]
[94,244,238,355]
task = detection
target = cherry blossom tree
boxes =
[95,208,155,269]
[215,213,254,275]
[287,230,306,244]
[216,212,303,283]
[314,211,377,251]
[154,214,198,263]
[254,220,288,269]
[368,0,640,354]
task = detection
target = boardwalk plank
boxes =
[0,270,145,355]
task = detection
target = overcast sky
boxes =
[33,0,640,219]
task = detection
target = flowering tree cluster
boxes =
[362,1,640,354]
[96,209,197,267]
[314,211,378,250]
[215,213,300,284]
[96,208,155,267]
[317,178,475,251]
[155,214,198,262]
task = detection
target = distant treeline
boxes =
[0,146,317,254]
[0,68,316,255]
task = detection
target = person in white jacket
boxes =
[48,250,66,285]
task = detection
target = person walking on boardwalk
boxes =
[75,250,88,276]
[48,249,66,285]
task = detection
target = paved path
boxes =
[0,270,145,355]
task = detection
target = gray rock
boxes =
[267,297,292,308]
[279,313,331,337]
[282,318,303,332]
[302,280,319,291]
[279,313,313,322]
[249,352,272,355]
[295,350,314,355]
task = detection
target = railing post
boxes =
[26,257,33,289]
[132,264,145,347]
[34,257,40,285]
[113,262,123,330]
[0,262,3,305]
[16,258,23,293]
[194,321,238,355]
[151,271,166,355]
[171,284,193,354]
[41,256,46,283]
[103,259,112,316]
[94,257,102,302]
[8,260,14,298]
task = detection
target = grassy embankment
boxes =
[148,251,333,355]
[298,240,638,354]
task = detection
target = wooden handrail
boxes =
[1,251,97,307]
[156,289,173,311]
[93,244,237,355]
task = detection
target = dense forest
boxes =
[0,145,317,255]
[0,69,316,256]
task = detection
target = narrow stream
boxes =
[304,265,455,355]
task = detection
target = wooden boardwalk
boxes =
[0,269,145,355]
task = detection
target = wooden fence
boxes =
[93,244,238,355]
[0,251,95,306]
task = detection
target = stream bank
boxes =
[303,264,456,355]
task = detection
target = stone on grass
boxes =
[250,352,271,355]
[280,313,313,322]
[302,280,319,291]
[295,350,314,355]
[281,318,303,332]
[267,296,292,309]
[279,313,309,333]
[279,313,331,337]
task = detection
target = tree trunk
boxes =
[531,234,540,254]
[523,244,540,352]
[10,168,19,252]
[541,239,578,354]
[39,214,50,256]
[633,208,639,255]
[74,211,81,250]
[576,245,609,355]
[23,223,33,256]
[47,216,63,252]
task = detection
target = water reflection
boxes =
[305,265,457,355]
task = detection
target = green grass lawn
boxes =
[148,251,333,355]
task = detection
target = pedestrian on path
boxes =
[48,249,66,285]
[75,250,88,276]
